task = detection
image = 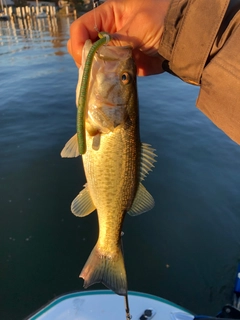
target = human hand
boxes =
[67,0,170,76]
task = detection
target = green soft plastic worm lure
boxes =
[77,32,112,155]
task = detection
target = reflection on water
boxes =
[0,16,72,57]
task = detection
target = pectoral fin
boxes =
[127,182,155,216]
[92,133,101,150]
[71,184,96,217]
[60,134,80,158]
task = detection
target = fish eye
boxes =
[121,72,131,85]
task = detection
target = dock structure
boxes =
[1,1,57,20]
[15,5,56,19]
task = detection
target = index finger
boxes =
[68,3,117,66]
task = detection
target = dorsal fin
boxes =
[139,143,157,181]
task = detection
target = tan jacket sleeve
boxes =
[159,0,240,145]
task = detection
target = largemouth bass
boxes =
[61,40,156,296]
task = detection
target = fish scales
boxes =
[83,129,139,252]
[61,40,156,296]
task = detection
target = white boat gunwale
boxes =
[27,289,194,319]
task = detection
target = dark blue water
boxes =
[1,16,240,320]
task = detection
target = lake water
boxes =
[1,16,240,320]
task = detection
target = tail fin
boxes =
[80,244,127,296]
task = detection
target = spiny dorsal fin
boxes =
[71,184,96,217]
[140,143,157,181]
[60,133,80,158]
[127,182,155,216]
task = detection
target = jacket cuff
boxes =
[159,0,229,85]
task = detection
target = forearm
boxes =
[159,0,240,144]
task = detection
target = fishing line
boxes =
[121,231,132,320]
[124,294,132,320]
[92,0,99,33]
